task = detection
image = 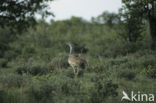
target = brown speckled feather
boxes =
[68,54,86,69]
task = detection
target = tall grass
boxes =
[0,19,155,103]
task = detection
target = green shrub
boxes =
[77,69,84,77]
[28,65,46,75]
[26,80,56,101]
[4,50,18,60]
[50,54,69,69]
[0,90,6,103]
[16,66,28,75]
[60,68,75,78]
[92,64,105,73]
[0,58,8,68]
[16,64,47,76]
[142,65,156,78]
[118,69,136,80]
[142,56,156,67]
[15,58,54,76]
[60,68,84,78]
[61,79,81,95]
[90,79,118,103]
[0,73,30,88]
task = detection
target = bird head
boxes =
[66,42,74,48]
[66,42,75,54]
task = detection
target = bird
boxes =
[67,42,87,77]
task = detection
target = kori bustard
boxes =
[67,42,86,77]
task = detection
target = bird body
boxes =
[67,42,86,76]
[68,54,86,69]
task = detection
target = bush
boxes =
[26,80,56,101]
[50,54,69,69]
[60,68,84,78]
[0,90,6,103]
[0,73,30,88]
[4,50,18,60]
[90,79,118,103]
[16,64,47,76]
[142,65,156,78]
[15,58,53,76]
[90,74,118,103]
[60,68,75,78]
[0,58,8,68]
[92,64,105,73]
[28,65,46,75]
[16,66,28,75]
[118,69,136,80]
[61,79,81,95]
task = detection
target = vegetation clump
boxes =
[0,0,156,103]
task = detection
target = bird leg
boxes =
[72,66,79,78]
[75,67,79,77]
[72,66,76,75]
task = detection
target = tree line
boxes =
[0,0,156,56]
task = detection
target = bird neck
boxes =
[69,45,74,54]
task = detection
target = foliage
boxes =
[142,65,156,78]
[90,78,118,103]
[26,80,56,101]
[118,69,136,80]
[0,3,156,103]
[0,0,53,30]
[0,27,15,57]
[15,59,53,76]
[0,58,8,68]
[120,0,156,47]
[92,11,120,27]
[0,73,30,88]
[119,1,144,42]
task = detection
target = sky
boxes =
[47,0,122,21]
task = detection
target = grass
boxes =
[0,50,156,103]
[0,20,155,103]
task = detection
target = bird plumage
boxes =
[67,42,86,77]
[68,54,86,69]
